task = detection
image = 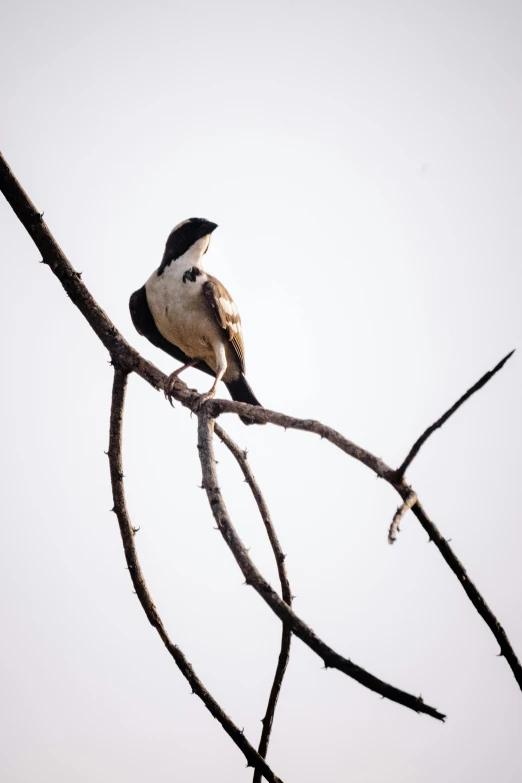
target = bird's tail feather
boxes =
[225,375,264,425]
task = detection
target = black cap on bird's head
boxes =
[160,217,218,271]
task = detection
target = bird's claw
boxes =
[164,373,181,407]
[194,388,217,413]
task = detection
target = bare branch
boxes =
[108,368,283,783]
[389,490,417,544]
[408,496,522,691]
[0,151,165,389]
[206,399,522,690]
[396,351,515,479]
[2,149,521,709]
[199,413,445,721]
[215,424,291,602]
[214,424,292,781]
[253,630,292,783]
[209,400,395,479]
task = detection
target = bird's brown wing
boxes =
[202,275,246,373]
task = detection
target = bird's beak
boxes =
[204,221,218,234]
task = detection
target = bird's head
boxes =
[161,217,218,270]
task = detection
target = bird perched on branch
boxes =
[129,218,262,424]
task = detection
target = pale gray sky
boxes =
[1,1,522,781]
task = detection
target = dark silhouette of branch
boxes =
[2,148,521,736]
[408,497,522,690]
[389,490,418,544]
[108,367,283,783]
[205,398,522,690]
[396,351,515,479]
[199,412,445,721]
[209,401,394,479]
[2,152,442,716]
[214,424,292,782]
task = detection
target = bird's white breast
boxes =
[145,256,220,363]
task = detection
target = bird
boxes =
[129,217,263,424]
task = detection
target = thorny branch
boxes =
[2,149,522,768]
[0,149,447,718]
[108,367,282,783]
[202,395,522,690]
[215,424,292,781]
[198,413,444,721]
[395,350,515,479]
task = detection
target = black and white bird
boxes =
[129,218,262,424]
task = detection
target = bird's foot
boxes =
[164,371,183,407]
[163,359,199,406]
[194,387,217,413]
